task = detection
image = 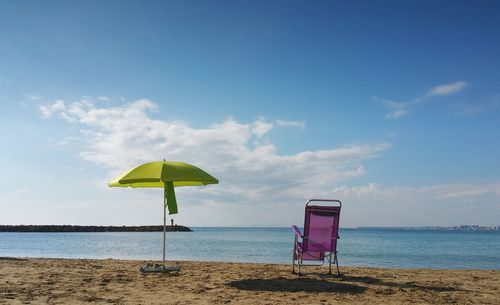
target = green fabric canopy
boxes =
[108,160,219,214]
[109,160,219,187]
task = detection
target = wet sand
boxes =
[0,257,498,304]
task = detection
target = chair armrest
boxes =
[292,225,303,238]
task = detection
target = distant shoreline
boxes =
[357,225,500,231]
[1,225,498,232]
[0,225,192,232]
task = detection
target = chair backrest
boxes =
[302,199,341,253]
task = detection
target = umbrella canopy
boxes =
[108,160,218,271]
[109,160,218,214]
[109,160,218,188]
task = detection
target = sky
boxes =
[1,0,499,227]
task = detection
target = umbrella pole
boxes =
[163,187,167,267]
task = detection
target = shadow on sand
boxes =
[227,278,367,294]
[228,274,463,294]
[336,275,462,292]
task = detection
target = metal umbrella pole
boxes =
[163,184,167,267]
[160,182,180,272]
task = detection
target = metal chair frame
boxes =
[292,199,342,276]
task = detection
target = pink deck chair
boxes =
[292,199,342,276]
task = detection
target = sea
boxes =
[1,227,499,270]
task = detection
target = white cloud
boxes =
[97,96,110,102]
[34,97,500,227]
[40,100,66,118]
[331,183,379,197]
[328,182,500,227]
[275,119,305,129]
[434,184,499,199]
[39,98,389,216]
[0,187,28,199]
[379,99,412,119]
[251,118,273,138]
[373,97,416,119]
[377,81,468,119]
[385,109,408,119]
[332,182,500,200]
[455,95,500,116]
[25,94,42,100]
[427,81,467,97]
[456,103,487,116]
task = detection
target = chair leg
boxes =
[334,252,341,277]
[328,253,332,274]
[297,255,301,276]
[292,238,297,274]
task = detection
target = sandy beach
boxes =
[0,257,498,304]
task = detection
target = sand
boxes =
[0,257,498,305]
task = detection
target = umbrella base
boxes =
[140,263,181,273]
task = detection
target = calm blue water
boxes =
[1,228,499,269]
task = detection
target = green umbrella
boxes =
[108,160,218,271]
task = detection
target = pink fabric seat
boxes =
[292,199,342,276]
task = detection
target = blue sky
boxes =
[1,0,499,227]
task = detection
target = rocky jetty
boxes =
[0,225,192,232]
